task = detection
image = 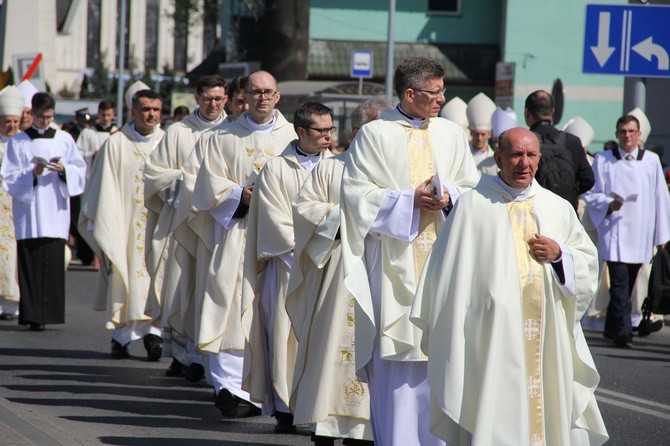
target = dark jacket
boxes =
[530,121,595,207]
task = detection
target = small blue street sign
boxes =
[583,4,670,78]
[351,50,373,79]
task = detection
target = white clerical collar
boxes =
[620,146,639,159]
[493,174,532,202]
[293,142,322,172]
[0,133,9,143]
[129,123,155,142]
[195,109,223,125]
[245,112,276,134]
[31,125,49,135]
[396,105,425,128]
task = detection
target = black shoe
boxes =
[312,435,335,446]
[0,313,16,321]
[343,440,374,446]
[165,358,186,377]
[274,411,296,434]
[215,388,238,414]
[111,339,130,358]
[28,322,44,331]
[231,400,261,418]
[613,333,633,348]
[143,334,163,361]
[637,319,664,337]
[184,363,205,383]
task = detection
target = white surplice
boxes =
[79,123,164,330]
[77,125,118,175]
[582,148,670,264]
[411,175,608,446]
[286,155,373,440]
[0,136,19,309]
[2,128,86,240]
[241,142,330,413]
[470,144,498,176]
[340,107,480,445]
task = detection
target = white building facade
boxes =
[0,0,207,94]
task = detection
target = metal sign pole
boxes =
[386,0,396,99]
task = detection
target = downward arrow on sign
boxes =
[591,11,615,67]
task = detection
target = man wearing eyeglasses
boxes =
[187,70,296,421]
[241,101,335,434]
[286,97,392,446]
[1,92,87,331]
[144,75,228,381]
[583,114,670,348]
[340,57,480,445]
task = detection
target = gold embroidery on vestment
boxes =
[507,199,545,445]
[406,127,437,282]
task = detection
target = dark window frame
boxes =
[427,0,461,16]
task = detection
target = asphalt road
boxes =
[0,266,669,445]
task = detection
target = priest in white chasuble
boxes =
[285,97,392,445]
[340,57,479,446]
[1,92,86,331]
[186,70,296,417]
[0,85,25,320]
[143,75,228,377]
[287,156,373,444]
[411,128,608,446]
[79,89,165,360]
[241,101,334,432]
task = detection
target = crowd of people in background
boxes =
[1,55,669,445]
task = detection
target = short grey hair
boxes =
[393,57,445,98]
[351,95,395,131]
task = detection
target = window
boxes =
[427,0,460,15]
[145,0,160,70]
[173,0,189,72]
[86,0,101,67]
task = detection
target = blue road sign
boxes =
[583,4,670,77]
[351,50,373,78]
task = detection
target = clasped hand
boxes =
[414,177,449,212]
[528,234,561,263]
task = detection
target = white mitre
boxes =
[627,107,651,142]
[440,96,468,129]
[563,116,594,148]
[466,92,496,131]
[0,85,25,116]
[17,80,38,109]
[491,107,517,138]
[124,80,151,110]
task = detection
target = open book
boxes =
[31,156,61,167]
[609,191,638,203]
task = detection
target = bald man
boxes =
[412,128,608,445]
[187,70,297,419]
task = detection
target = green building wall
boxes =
[503,0,628,150]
